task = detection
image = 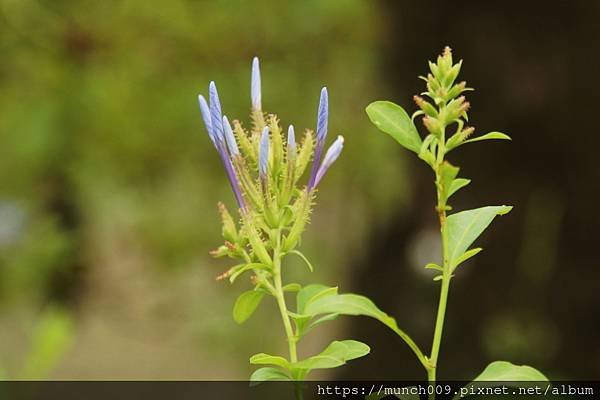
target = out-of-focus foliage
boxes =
[0,0,409,378]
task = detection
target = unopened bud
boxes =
[414,95,438,117]
[423,116,443,137]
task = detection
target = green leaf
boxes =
[233,290,265,324]
[446,206,512,267]
[366,101,422,153]
[448,178,471,198]
[292,340,370,371]
[439,161,459,202]
[472,361,548,381]
[454,361,548,399]
[463,131,511,144]
[249,353,290,370]
[304,293,389,321]
[286,249,314,272]
[305,313,340,333]
[282,283,302,292]
[296,284,338,315]
[249,367,291,384]
[425,263,443,272]
[451,247,482,272]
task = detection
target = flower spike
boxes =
[308,87,328,189]
[198,95,216,147]
[259,126,270,182]
[251,57,262,111]
[222,115,239,156]
[314,135,344,188]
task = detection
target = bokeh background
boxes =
[0,0,598,380]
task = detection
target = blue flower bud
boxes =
[198,95,216,147]
[287,125,296,159]
[222,115,239,156]
[308,87,328,189]
[259,126,269,180]
[314,135,344,188]
[209,81,224,143]
[251,57,261,111]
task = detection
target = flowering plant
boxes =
[366,47,548,396]
[198,58,384,385]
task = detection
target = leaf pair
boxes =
[365,101,510,156]
[249,340,370,382]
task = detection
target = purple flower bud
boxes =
[222,115,239,156]
[251,57,261,111]
[287,125,296,158]
[313,135,344,188]
[259,127,270,180]
[308,87,328,188]
[209,81,224,143]
[198,95,216,147]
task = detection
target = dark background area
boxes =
[0,0,598,380]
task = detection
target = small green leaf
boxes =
[451,248,482,272]
[433,275,443,281]
[366,101,422,153]
[249,367,291,384]
[286,249,314,272]
[447,206,512,267]
[425,263,443,272]
[249,353,290,370]
[453,361,548,399]
[233,290,265,324]
[296,284,338,315]
[447,178,471,198]
[439,161,459,202]
[472,361,548,381]
[283,283,302,292]
[463,131,511,144]
[292,340,370,371]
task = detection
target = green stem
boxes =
[272,231,303,400]
[271,229,298,364]
[427,159,452,399]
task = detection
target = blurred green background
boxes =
[0,0,598,380]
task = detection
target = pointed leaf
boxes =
[447,178,471,199]
[451,247,482,272]
[463,131,511,144]
[439,161,459,202]
[233,290,265,324]
[446,206,512,266]
[292,340,370,371]
[249,353,290,370]
[296,284,338,315]
[366,101,422,153]
[249,367,291,384]
[425,263,443,272]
